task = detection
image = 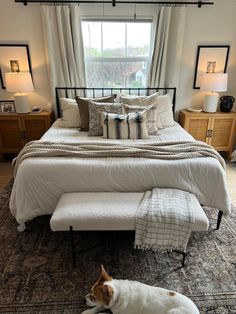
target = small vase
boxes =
[220,96,235,112]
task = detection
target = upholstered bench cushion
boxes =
[50,192,209,232]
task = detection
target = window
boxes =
[82,21,152,88]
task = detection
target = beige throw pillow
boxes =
[101,111,149,139]
[123,104,161,134]
[120,92,159,107]
[76,94,117,131]
[88,101,123,136]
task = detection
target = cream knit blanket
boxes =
[13,140,225,176]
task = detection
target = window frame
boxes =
[82,18,152,87]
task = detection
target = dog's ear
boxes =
[99,265,112,282]
[102,285,113,299]
[94,284,113,306]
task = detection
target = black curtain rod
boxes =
[15,0,214,8]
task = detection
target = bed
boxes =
[9,87,231,225]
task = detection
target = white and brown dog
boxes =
[82,265,199,314]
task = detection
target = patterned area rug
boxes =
[0,181,235,314]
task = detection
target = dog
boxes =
[81,265,199,314]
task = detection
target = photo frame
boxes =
[193,45,230,89]
[0,44,32,89]
[0,100,15,113]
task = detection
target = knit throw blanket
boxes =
[13,140,225,176]
[134,189,196,252]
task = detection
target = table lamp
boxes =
[5,72,34,113]
[200,73,228,113]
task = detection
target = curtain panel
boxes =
[41,4,86,113]
[147,6,187,90]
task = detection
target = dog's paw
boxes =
[81,310,93,314]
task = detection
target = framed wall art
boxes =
[193,45,230,89]
[0,44,32,89]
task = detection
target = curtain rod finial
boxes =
[198,1,202,8]
[23,0,28,5]
[112,0,116,6]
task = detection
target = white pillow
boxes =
[60,98,80,128]
[120,92,159,107]
[157,94,174,128]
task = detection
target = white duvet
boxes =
[10,119,231,224]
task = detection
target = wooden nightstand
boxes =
[0,111,52,160]
[179,110,236,158]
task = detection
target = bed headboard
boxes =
[55,87,177,118]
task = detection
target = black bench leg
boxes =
[216,210,223,230]
[70,226,76,268]
[173,250,186,267]
[182,252,186,267]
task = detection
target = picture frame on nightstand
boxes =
[0,100,15,113]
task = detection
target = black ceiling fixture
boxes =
[15,0,214,8]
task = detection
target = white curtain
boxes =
[41,4,86,111]
[147,6,187,89]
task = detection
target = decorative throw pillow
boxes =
[123,104,161,134]
[76,94,117,131]
[157,94,174,128]
[101,111,149,139]
[60,98,80,128]
[120,92,159,107]
[88,101,123,136]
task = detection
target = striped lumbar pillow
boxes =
[101,111,149,139]
[122,103,161,135]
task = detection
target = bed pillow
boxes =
[157,94,174,128]
[76,94,116,131]
[60,98,80,128]
[101,111,149,139]
[120,92,159,107]
[123,104,161,134]
[88,101,123,136]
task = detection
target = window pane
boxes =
[127,23,151,57]
[125,61,148,87]
[82,22,102,57]
[103,22,126,57]
[86,61,148,88]
[85,62,103,87]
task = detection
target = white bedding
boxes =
[10,119,231,224]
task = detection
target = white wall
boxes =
[0,0,236,112]
[0,0,51,110]
[178,0,236,112]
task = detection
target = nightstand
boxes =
[179,110,236,159]
[0,111,52,160]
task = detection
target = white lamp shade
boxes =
[200,73,228,92]
[5,72,34,93]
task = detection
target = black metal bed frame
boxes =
[55,86,177,118]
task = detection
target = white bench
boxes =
[50,192,209,267]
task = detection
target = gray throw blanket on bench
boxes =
[134,188,196,252]
[13,139,225,177]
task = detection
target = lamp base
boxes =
[14,93,31,113]
[203,92,219,113]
